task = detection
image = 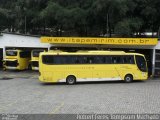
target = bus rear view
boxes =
[3,50,31,70]
[31,49,45,70]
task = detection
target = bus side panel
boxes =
[115,64,135,80]
[39,64,148,82]
[116,64,147,80]
[55,65,93,82]
[92,65,120,80]
[132,68,148,80]
[64,65,93,82]
[40,65,94,82]
[40,65,66,82]
[40,65,56,82]
[62,65,120,81]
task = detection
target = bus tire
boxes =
[66,75,76,85]
[124,74,133,83]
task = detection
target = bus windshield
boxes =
[136,55,147,72]
[33,50,44,57]
[6,51,17,56]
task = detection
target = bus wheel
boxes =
[124,74,133,83]
[66,75,76,85]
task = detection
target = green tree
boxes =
[0,0,160,37]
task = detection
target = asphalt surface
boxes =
[0,70,160,114]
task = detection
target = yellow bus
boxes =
[31,49,46,70]
[3,49,31,70]
[39,50,148,84]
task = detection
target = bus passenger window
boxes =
[105,56,112,64]
[128,57,133,64]
[76,56,84,64]
[81,56,88,64]
[42,55,54,64]
[94,56,104,64]
[87,57,93,64]
[75,58,80,64]
[112,57,117,64]
[122,56,135,64]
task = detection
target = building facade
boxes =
[0,32,160,77]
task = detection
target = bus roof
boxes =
[40,50,144,56]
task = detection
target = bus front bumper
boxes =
[32,67,39,70]
[5,66,17,70]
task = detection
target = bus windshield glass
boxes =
[33,50,44,57]
[6,51,17,56]
[136,55,147,72]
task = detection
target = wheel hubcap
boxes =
[126,77,131,81]
[69,78,74,83]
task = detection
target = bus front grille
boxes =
[32,61,39,67]
[5,61,18,67]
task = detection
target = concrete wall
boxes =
[0,33,50,58]
[0,48,3,68]
[152,41,160,76]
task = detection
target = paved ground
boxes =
[0,70,160,114]
[0,70,38,79]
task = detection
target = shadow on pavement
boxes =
[40,80,146,86]
[0,77,13,80]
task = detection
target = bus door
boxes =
[111,55,136,80]
[110,56,122,80]
[91,55,119,80]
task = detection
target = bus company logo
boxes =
[69,38,156,45]
[41,37,158,45]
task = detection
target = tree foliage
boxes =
[0,0,160,37]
